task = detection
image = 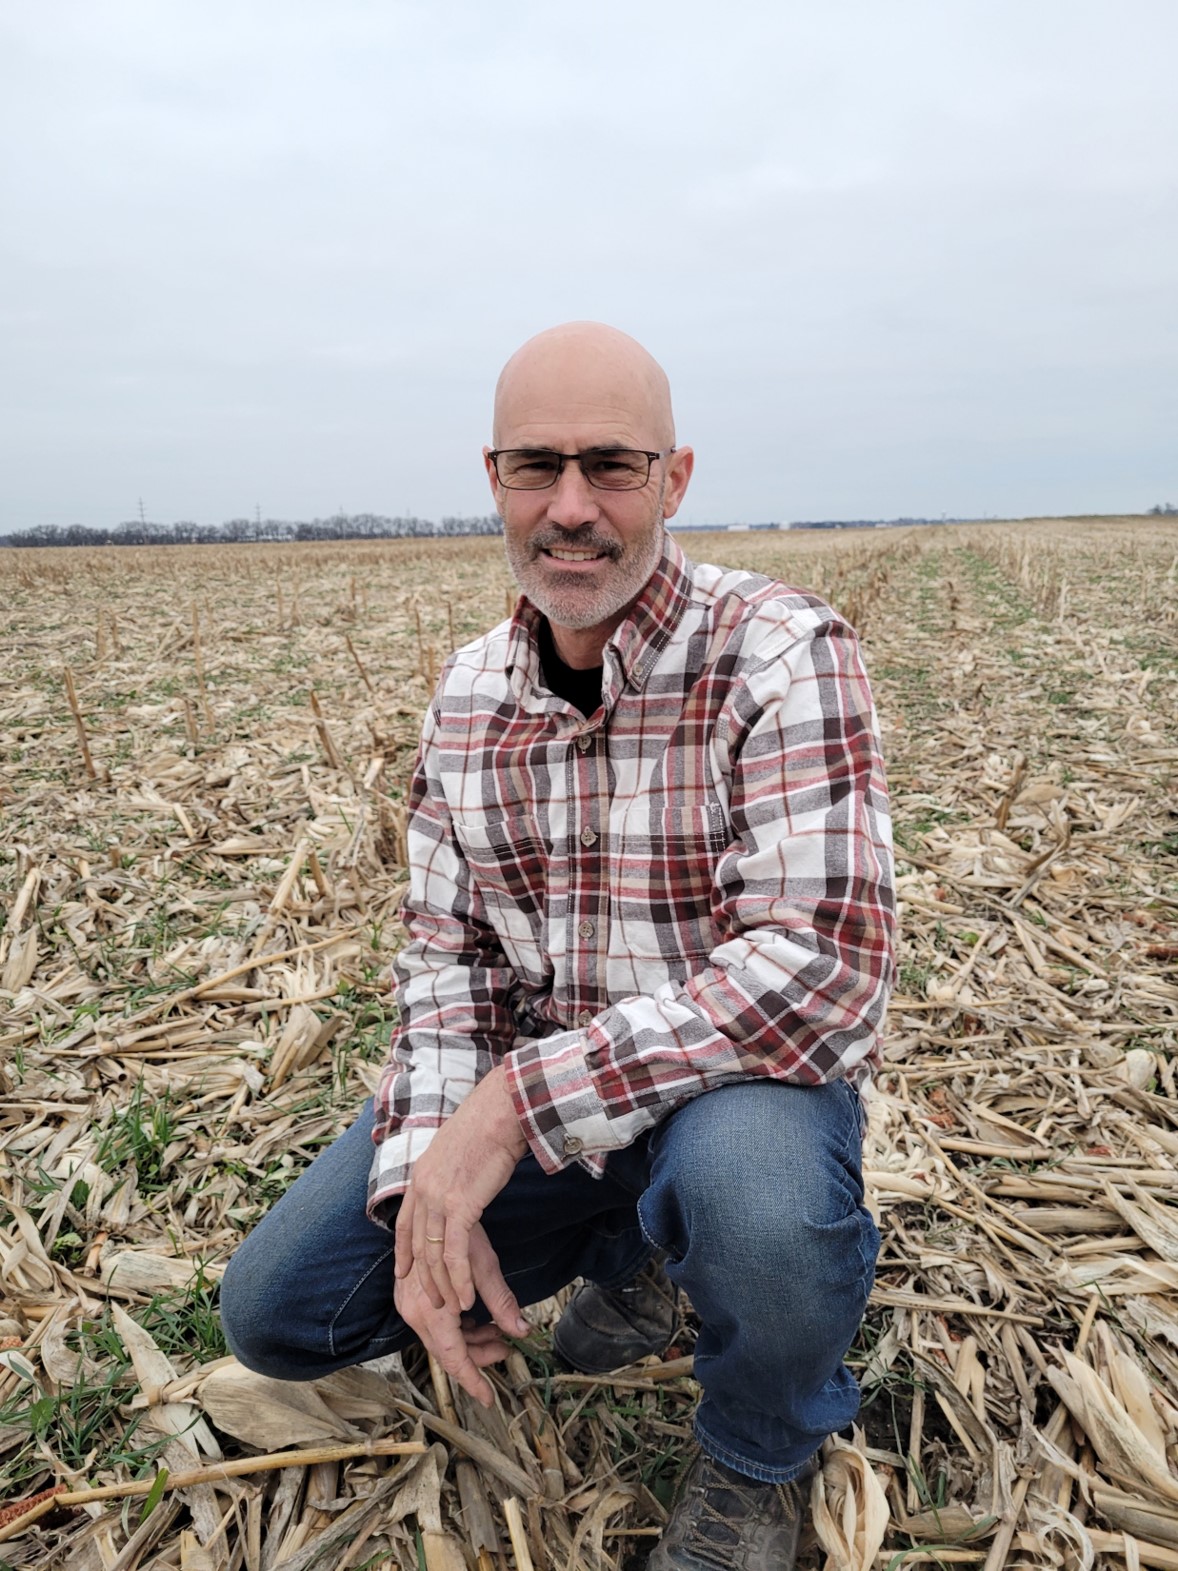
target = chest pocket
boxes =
[450,812,548,927]
[612,800,729,964]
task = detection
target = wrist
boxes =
[487,1064,528,1158]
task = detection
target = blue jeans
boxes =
[220,1079,879,1484]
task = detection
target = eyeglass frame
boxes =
[487,446,675,491]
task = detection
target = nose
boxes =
[544,459,602,530]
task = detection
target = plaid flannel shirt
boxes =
[367,536,894,1221]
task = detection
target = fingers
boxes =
[395,1190,450,1310]
[469,1226,529,1339]
[393,1189,415,1280]
[397,1185,475,1313]
[467,1336,512,1367]
[394,1224,529,1410]
[395,1273,498,1408]
[438,1220,476,1315]
[416,1208,455,1311]
[463,1321,512,1350]
[394,1068,529,1326]
[430,1317,495,1407]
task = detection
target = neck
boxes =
[547,615,621,669]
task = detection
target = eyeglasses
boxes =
[488,447,672,491]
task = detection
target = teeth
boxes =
[546,549,602,561]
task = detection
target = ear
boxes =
[483,446,505,508]
[660,447,694,520]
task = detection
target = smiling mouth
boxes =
[542,547,609,562]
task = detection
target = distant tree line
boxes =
[0,513,505,548]
[1148,502,1176,515]
[787,517,953,530]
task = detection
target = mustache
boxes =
[528,527,622,562]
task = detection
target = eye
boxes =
[498,451,562,486]
[583,451,645,485]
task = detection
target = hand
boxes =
[394,1221,528,1407]
[394,1065,529,1318]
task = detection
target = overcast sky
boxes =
[1,1,1175,529]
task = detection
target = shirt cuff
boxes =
[503,1026,660,1175]
[365,1124,440,1227]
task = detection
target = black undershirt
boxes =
[537,619,604,718]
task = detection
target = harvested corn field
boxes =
[0,517,1176,1571]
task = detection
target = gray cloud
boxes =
[1,0,1175,529]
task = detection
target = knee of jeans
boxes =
[219,1245,305,1378]
[641,1080,877,1297]
[218,1253,265,1370]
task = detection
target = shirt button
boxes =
[576,735,592,753]
[563,1135,583,1156]
[580,825,598,847]
[576,1009,593,1027]
[578,919,595,940]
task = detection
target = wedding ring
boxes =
[426,1234,445,1243]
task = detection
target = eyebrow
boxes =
[510,443,636,454]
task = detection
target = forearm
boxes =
[369,708,521,1216]
[505,899,893,1173]
[370,988,540,1221]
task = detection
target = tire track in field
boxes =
[869,531,1176,1039]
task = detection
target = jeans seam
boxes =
[857,1211,882,1301]
[637,1189,684,1268]
[833,1080,876,1300]
[327,1243,396,1359]
[636,1192,660,1252]
[835,1079,860,1171]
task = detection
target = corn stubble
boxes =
[0,519,1175,1569]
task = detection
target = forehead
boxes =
[498,397,648,452]
[494,342,667,448]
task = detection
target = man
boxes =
[222,323,894,1570]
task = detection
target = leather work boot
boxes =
[646,1449,818,1571]
[552,1253,679,1373]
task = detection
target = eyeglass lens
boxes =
[496,450,652,490]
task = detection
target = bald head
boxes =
[492,322,676,451]
[486,322,695,660]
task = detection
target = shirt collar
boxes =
[505,533,695,697]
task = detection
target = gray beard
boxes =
[503,485,666,631]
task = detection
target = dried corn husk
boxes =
[811,1434,890,1571]
[101,1250,225,1294]
[1047,1351,1178,1505]
[196,1362,360,1448]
